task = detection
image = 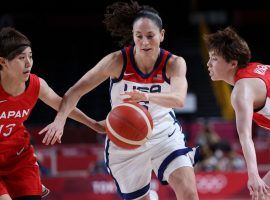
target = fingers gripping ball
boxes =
[105,102,153,149]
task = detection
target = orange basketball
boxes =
[105,102,153,149]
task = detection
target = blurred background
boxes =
[2,0,270,199]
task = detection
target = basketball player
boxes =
[204,26,270,200]
[39,1,199,199]
[0,27,105,200]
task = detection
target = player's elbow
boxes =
[174,100,184,108]
[173,94,185,108]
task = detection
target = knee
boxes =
[169,169,198,199]
[170,178,198,199]
[169,171,193,188]
[173,184,197,199]
[182,187,198,199]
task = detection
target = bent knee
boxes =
[169,167,197,189]
[168,167,198,199]
[169,167,195,182]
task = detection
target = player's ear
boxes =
[231,60,238,69]
[0,57,6,69]
[160,29,165,42]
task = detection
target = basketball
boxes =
[105,102,153,149]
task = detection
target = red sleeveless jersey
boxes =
[0,74,40,152]
[235,62,270,129]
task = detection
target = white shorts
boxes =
[104,126,193,200]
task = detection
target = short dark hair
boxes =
[0,27,31,60]
[203,27,251,68]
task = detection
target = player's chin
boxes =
[23,73,30,81]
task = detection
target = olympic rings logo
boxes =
[196,174,228,193]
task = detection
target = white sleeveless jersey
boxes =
[110,46,181,138]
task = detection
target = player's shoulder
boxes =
[167,54,186,68]
[233,78,263,98]
[107,50,122,59]
[102,50,123,65]
[99,50,124,77]
[234,78,253,87]
[29,74,45,89]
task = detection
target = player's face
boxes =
[5,47,33,82]
[133,18,164,56]
[207,51,230,81]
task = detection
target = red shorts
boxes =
[0,145,42,198]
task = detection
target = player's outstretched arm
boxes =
[38,51,123,145]
[232,80,270,199]
[38,78,106,145]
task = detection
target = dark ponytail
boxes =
[103,1,162,47]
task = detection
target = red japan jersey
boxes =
[0,74,40,152]
[235,62,270,129]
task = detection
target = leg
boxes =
[105,139,153,200]
[5,147,42,199]
[168,166,199,200]
[152,128,199,199]
[0,195,12,200]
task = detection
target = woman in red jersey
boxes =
[0,27,104,200]
[204,27,270,200]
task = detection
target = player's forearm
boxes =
[147,92,185,108]
[55,91,81,123]
[239,135,259,176]
[68,108,97,127]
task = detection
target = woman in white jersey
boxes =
[39,1,199,199]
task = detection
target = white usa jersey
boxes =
[110,46,181,138]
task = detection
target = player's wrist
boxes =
[144,93,149,101]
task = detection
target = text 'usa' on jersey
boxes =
[109,46,180,137]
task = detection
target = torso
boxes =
[110,46,180,138]
[0,74,40,152]
[235,62,270,129]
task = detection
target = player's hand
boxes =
[38,120,65,145]
[121,90,148,102]
[248,174,270,200]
